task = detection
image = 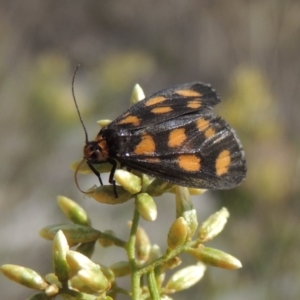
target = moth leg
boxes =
[87,163,103,186]
[108,158,118,198]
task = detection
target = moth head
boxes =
[83,139,109,163]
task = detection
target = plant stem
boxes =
[147,269,160,300]
[127,206,141,300]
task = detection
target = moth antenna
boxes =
[74,159,93,194]
[72,65,89,143]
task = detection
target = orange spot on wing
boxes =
[145,96,167,106]
[176,89,202,97]
[168,128,187,148]
[187,100,202,109]
[178,155,201,172]
[216,150,231,176]
[196,118,210,131]
[196,118,215,138]
[134,134,156,155]
[118,115,140,126]
[151,107,173,114]
[204,127,216,138]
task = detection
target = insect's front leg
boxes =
[87,162,103,186]
[107,158,118,197]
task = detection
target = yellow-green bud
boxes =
[165,263,206,293]
[57,196,91,226]
[0,265,48,290]
[146,178,174,196]
[162,256,181,270]
[198,207,229,242]
[175,187,198,237]
[39,224,65,240]
[109,261,131,277]
[68,273,95,294]
[130,84,145,105]
[188,246,242,269]
[44,273,61,288]
[52,230,69,281]
[187,188,206,195]
[70,160,112,174]
[45,224,100,246]
[99,264,115,284]
[135,193,157,221]
[98,230,116,247]
[182,209,198,239]
[141,173,153,189]
[167,217,188,250]
[66,250,101,276]
[76,241,96,258]
[87,185,133,204]
[114,169,142,194]
[76,269,110,292]
[135,225,151,263]
[147,244,162,263]
[45,284,59,297]
[97,119,112,128]
[25,292,49,300]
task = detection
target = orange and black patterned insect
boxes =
[73,74,246,197]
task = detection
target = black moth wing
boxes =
[107,82,221,131]
[113,109,246,190]
[98,82,246,190]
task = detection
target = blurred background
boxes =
[0,1,299,299]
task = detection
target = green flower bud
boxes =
[52,230,69,282]
[76,241,96,258]
[70,160,112,174]
[98,230,116,247]
[44,273,61,288]
[146,178,174,196]
[44,284,59,297]
[75,269,110,293]
[87,185,133,204]
[97,119,112,127]
[165,263,206,293]
[175,186,198,237]
[45,224,100,246]
[198,207,229,242]
[162,256,181,270]
[57,196,91,226]
[0,264,48,290]
[135,225,151,263]
[188,246,242,269]
[68,273,95,294]
[25,292,49,300]
[39,224,64,240]
[109,261,131,277]
[135,193,157,221]
[167,217,189,250]
[114,169,142,194]
[66,250,100,275]
[187,188,206,195]
[141,173,153,189]
[130,84,145,105]
[99,264,115,284]
[148,244,162,263]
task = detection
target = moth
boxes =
[74,77,246,196]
